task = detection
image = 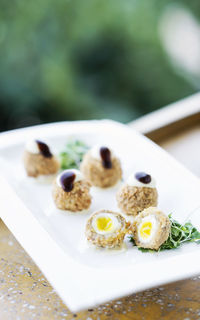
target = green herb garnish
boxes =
[129,214,200,252]
[59,140,89,170]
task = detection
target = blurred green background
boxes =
[0,0,200,132]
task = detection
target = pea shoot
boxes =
[59,140,89,170]
[129,214,200,252]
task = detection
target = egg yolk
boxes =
[140,221,152,239]
[96,217,113,232]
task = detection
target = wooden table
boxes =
[1,100,200,319]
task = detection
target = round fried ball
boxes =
[116,184,158,216]
[52,170,92,212]
[24,150,60,177]
[80,150,122,188]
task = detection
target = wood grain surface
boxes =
[0,124,200,320]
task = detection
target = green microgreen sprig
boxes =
[59,140,89,170]
[129,214,200,252]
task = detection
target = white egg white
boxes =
[137,215,158,244]
[92,213,120,235]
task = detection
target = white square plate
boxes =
[0,120,200,312]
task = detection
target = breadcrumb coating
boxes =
[23,150,60,177]
[116,184,158,216]
[85,210,129,248]
[132,207,171,250]
[52,179,91,212]
[80,152,122,188]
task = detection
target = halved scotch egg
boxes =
[85,210,129,248]
[132,207,171,250]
